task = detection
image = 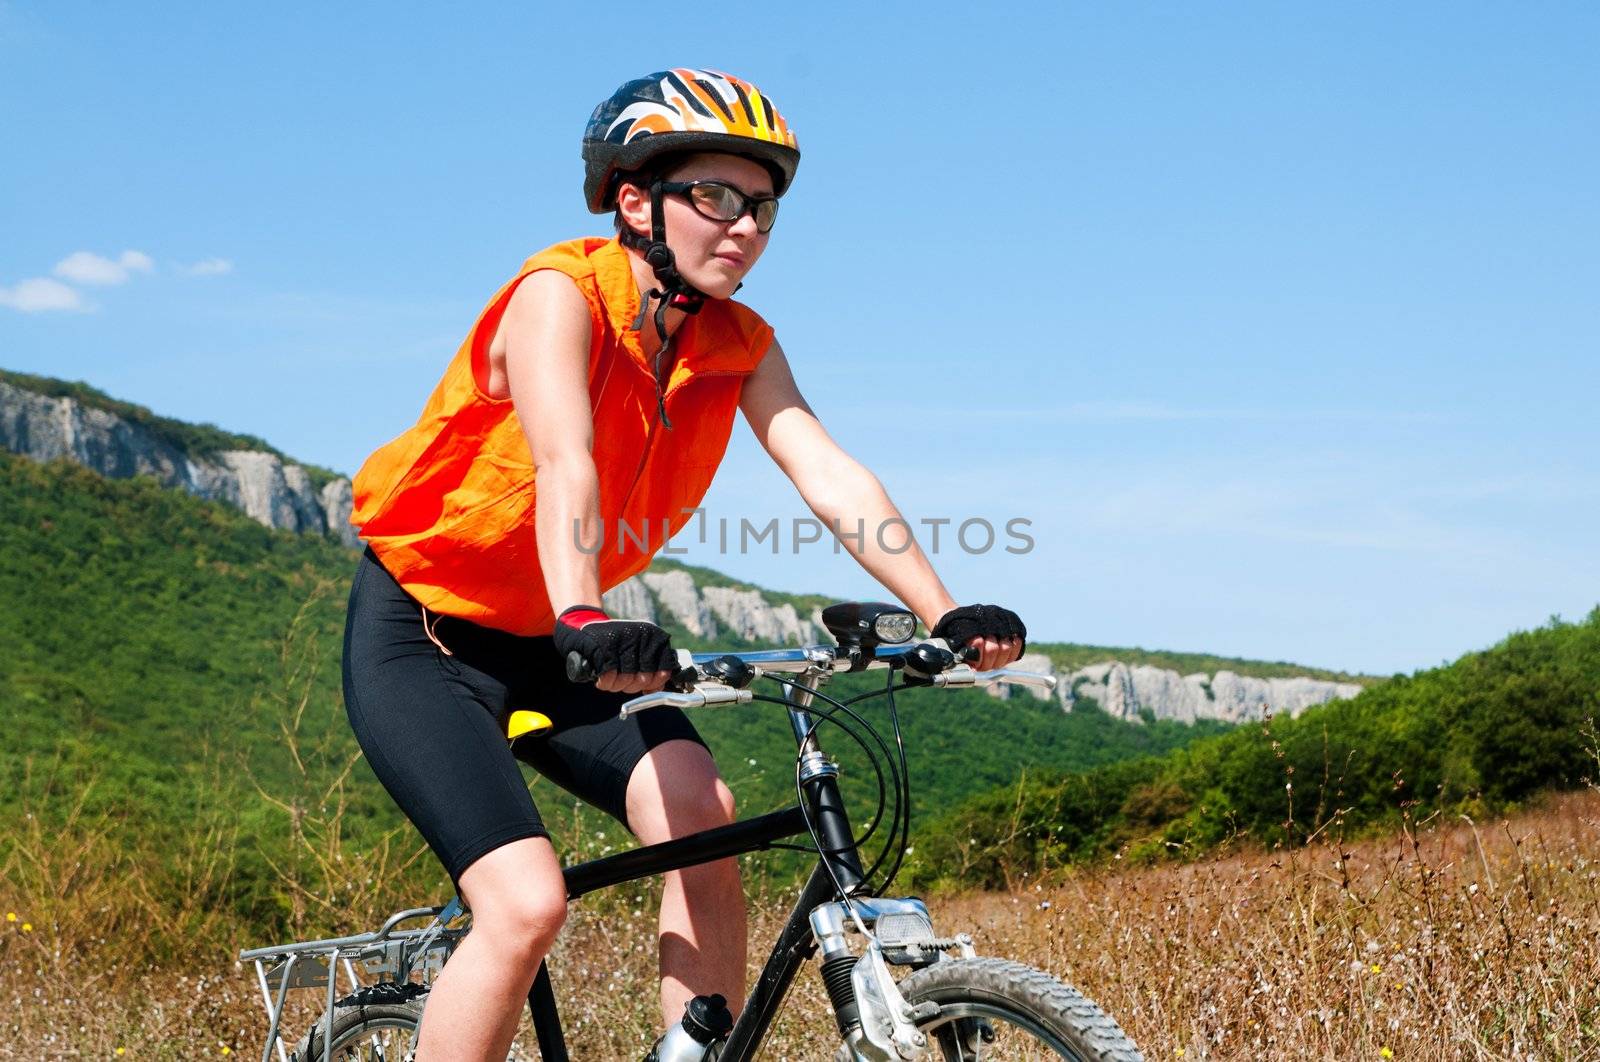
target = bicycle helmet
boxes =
[582,68,800,215]
[581,69,800,428]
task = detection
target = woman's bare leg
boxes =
[625,739,747,1028]
[414,836,568,1061]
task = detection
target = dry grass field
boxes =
[4,790,1598,1059]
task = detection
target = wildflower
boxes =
[4,913,13,922]
[1380,1049,1393,1059]
[1370,964,1381,973]
[21,923,32,933]
[116,1050,125,1057]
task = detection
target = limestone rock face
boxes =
[0,378,357,543]
[641,570,718,639]
[602,577,657,624]
[0,380,193,481]
[318,477,362,548]
[626,570,823,646]
[702,585,814,644]
[1063,660,1361,725]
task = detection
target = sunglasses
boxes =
[658,180,780,234]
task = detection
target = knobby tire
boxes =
[897,957,1145,1061]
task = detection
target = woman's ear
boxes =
[615,180,653,238]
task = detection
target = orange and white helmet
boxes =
[583,68,800,213]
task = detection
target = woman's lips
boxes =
[713,252,745,267]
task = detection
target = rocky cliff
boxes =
[1,372,1361,726]
[986,653,1362,724]
[603,576,1361,725]
[0,378,360,547]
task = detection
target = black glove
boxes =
[931,604,1027,657]
[553,605,676,682]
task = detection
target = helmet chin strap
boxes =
[620,181,709,430]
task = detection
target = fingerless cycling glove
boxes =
[553,605,677,680]
[932,603,1027,656]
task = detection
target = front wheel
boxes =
[897,958,1144,1061]
[293,998,423,1061]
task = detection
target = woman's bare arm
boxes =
[502,272,670,691]
[739,338,961,631]
[501,271,605,616]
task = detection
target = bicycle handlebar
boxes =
[614,640,1056,718]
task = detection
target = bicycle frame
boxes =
[529,651,866,1062]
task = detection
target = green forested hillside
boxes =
[909,608,1600,887]
[1,452,1240,939]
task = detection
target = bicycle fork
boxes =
[813,894,977,1062]
[782,664,971,1062]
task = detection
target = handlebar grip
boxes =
[568,652,697,691]
[566,651,597,684]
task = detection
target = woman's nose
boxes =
[727,210,760,238]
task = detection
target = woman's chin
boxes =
[692,275,744,301]
[688,256,755,300]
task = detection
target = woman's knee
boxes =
[629,743,738,842]
[458,837,568,957]
[675,777,737,839]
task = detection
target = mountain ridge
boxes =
[0,366,1364,724]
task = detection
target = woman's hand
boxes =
[931,604,1027,672]
[552,606,676,693]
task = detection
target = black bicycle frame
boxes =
[526,669,870,1061]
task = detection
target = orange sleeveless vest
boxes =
[350,237,773,636]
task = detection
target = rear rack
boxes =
[238,898,469,1062]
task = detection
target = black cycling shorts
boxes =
[341,548,706,885]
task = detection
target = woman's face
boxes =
[626,153,775,300]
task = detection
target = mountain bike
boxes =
[240,601,1145,1061]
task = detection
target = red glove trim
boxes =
[557,605,610,629]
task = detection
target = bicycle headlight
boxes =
[873,611,917,645]
[822,602,918,649]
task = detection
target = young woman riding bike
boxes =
[341,68,1027,1062]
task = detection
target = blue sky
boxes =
[3,2,1596,675]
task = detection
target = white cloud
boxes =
[52,249,154,286]
[182,257,234,277]
[0,277,91,313]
